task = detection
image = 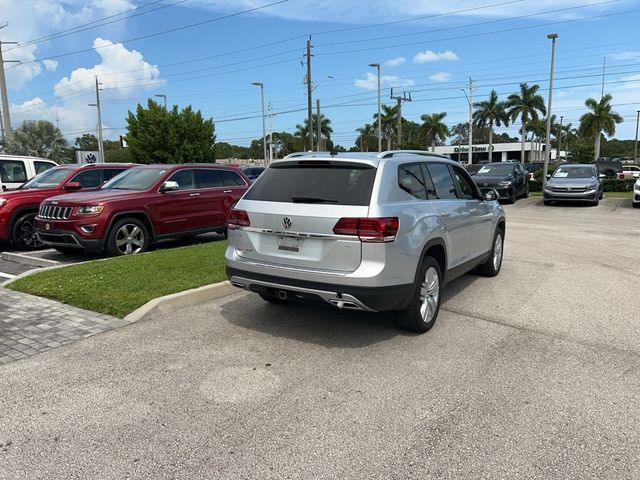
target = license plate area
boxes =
[278,236,300,252]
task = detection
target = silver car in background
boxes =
[543,164,604,206]
[225,151,506,332]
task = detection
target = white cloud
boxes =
[414,50,459,64]
[54,38,164,100]
[355,72,414,90]
[609,51,640,61]
[384,57,406,67]
[429,72,451,82]
[43,59,58,72]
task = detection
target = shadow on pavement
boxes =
[220,273,480,349]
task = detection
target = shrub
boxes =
[602,179,636,192]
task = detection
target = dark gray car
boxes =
[543,164,604,206]
[471,162,529,204]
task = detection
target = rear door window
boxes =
[0,160,28,183]
[71,169,103,188]
[424,163,459,200]
[34,161,56,174]
[244,162,376,206]
[398,163,427,200]
[195,169,223,188]
[222,170,246,186]
[102,168,127,182]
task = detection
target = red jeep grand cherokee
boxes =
[35,164,250,256]
[0,164,134,249]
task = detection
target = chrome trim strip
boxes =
[230,275,376,312]
[238,225,352,240]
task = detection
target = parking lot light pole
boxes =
[369,63,382,152]
[155,94,167,108]
[634,110,639,161]
[543,33,558,190]
[252,82,267,165]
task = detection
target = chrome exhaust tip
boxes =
[231,281,246,290]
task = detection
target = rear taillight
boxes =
[227,209,250,229]
[333,217,399,243]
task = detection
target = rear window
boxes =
[0,160,28,183]
[244,162,376,206]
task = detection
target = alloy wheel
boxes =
[419,267,440,323]
[115,224,145,255]
[493,233,503,271]
[18,216,44,249]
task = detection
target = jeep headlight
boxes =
[0,198,6,208]
[77,205,104,215]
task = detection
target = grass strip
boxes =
[8,241,228,318]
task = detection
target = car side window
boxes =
[102,168,127,182]
[195,169,223,188]
[168,169,195,190]
[222,170,246,186]
[71,169,103,188]
[34,161,55,175]
[424,163,458,199]
[0,160,28,183]
[398,163,427,200]
[452,167,477,200]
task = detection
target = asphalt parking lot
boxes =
[1,196,639,479]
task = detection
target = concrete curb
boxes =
[123,281,238,323]
[1,262,71,287]
[1,251,60,268]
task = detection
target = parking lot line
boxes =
[0,271,16,279]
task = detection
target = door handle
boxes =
[223,190,232,193]
[190,192,201,197]
[440,211,450,218]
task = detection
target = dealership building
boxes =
[431,142,560,163]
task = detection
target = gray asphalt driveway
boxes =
[1,196,639,479]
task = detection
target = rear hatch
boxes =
[232,160,377,273]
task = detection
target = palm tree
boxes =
[294,114,333,150]
[3,120,69,162]
[506,83,546,163]
[374,104,398,150]
[579,94,623,161]
[527,118,547,162]
[560,122,577,158]
[420,112,448,151]
[473,90,509,161]
[355,123,376,152]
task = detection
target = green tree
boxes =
[420,112,448,151]
[2,120,69,162]
[473,89,509,159]
[294,114,333,151]
[125,99,215,164]
[355,123,377,151]
[374,104,398,150]
[506,83,546,163]
[579,94,623,161]
[567,136,595,163]
[75,133,99,151]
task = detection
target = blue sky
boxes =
[2,0,639,148]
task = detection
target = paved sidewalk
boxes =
[0,287,130,365]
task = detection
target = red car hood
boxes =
[1,187,60,199]
[44,189,148,205]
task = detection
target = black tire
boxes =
[506,188,517,204]
[394,256,442,333]
[477,228,504,277]
[11,213,45,250]
[591,199,599,207]
[105,217,149,257]
[523,182,530,198]
[633,202,640,208]
[259,293,288,304]
[53,246,82,254]
[543,199,552,206]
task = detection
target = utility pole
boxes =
[468,78,473,164]
[558,115,563,162]
[90,76,105,163]
[390,88,411,149]
[316,98,322,151]
[634,110,639,161]
[268,101,273,163]
[306,37,313,152]
[543,33,558,190]
[0,33,20,141]
[251,82,267,165]
[369,63,382,152]
[601,57,606,99]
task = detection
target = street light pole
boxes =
[369,63,381,152]
[155,94,167,108]
[88,76,105,163]
[634,110,639,161]
[543,33,558,190]
[558,115,563,162]
[252,82,267,165]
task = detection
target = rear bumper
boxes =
[226,266,414,312]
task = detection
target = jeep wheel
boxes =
[12,213,45,250]
[106,218,149,256]
[477,228,504,277]
[395,256,442,333]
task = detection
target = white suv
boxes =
[225,151,506,332]
[0,155,57,191]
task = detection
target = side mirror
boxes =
[160,180,179,193]
[64,181,82,191]
[482,189,499,202]
[546,174,551,179]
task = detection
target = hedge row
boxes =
[527,179,636,193]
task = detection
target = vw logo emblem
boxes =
[282,217,292,229]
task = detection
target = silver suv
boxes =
[225,151,506,332]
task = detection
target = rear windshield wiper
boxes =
[290,196,338,204]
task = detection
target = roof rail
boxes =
[376,150,448,159]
